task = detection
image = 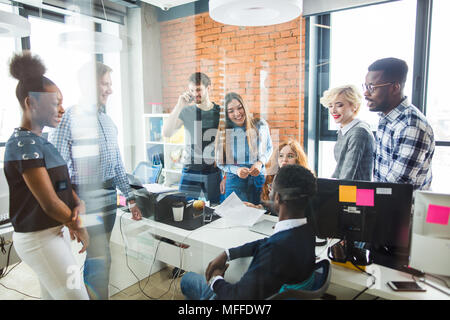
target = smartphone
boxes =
[203,206,214,223]
[387,281,426,292]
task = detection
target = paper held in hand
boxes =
[214,192,266,227]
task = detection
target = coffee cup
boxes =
[172,202,185,222]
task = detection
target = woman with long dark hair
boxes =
[216,92,273,204]
[4,51,89,299]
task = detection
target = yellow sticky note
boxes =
[339,185,357,203]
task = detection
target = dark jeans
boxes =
[224,172,265,205]
[75,185,117,300]
[179,165,221,204]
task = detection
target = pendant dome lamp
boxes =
[58,30,122,53]
[0,10,31,38]
[57,0,122,53]
[209,0,303,27]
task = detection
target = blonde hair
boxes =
[320,84,363,115]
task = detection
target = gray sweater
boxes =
[332,119,375,181]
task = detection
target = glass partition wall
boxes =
[309,0,449,192]
[1,0,449,300]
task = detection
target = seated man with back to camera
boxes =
[180,164,317,300]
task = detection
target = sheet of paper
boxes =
[426,204,450,226]
[143,183,177,194]
[214,192,266,227]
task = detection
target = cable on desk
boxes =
[0,236,15,279]
[0,282,40,300]
[350,262,377,300]
[171,225,205,299]
[0,237,40,299]
[423,273,449,289]
[119,212,177,300]
[412,274,450,296]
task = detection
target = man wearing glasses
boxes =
[363,57,435,190]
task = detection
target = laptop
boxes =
[249,219,276,236]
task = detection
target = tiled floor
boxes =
[0,261,185,300]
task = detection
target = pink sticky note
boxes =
[356,189,374,206]
[426,204,450,225]
[119,195,127,207]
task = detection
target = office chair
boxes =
[266,259,331,300]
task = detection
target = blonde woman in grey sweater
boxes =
[320,85,375,181]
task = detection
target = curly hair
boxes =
[9,51,55,109]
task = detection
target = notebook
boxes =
[249,219,276,236]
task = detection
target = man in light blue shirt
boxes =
[49,62,141,300]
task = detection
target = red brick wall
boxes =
[159,12,305,145]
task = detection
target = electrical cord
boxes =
[0,282,40,300]
[412,274,450,296]
[119,211,178,300]
[422,273,449,289]
[168,224,242,299]
[0,237,40,299]
[350,262,377,300]
[0,236,14,279]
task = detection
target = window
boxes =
[310,0,449,192]
[328,1,416,132]
[424,0,450,192]
[28,15,125,155]
[0,4,22,167]
[314,0,417,178]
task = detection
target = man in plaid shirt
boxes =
[49,62,141,299]
[364,57,435,190]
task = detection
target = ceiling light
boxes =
[209,0,303,27]
[0,10,31,38]
[58,30,123,53]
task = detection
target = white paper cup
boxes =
[172,203,184,222]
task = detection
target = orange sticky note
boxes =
[339,185,357,203]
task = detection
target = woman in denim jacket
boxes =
[216,92,272,205]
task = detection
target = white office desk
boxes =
[114,209,449,300]
[113,209,268,284]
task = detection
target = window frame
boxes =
[304,0,450,175]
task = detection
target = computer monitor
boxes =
[409,191,450,280]
[307,178,413,270]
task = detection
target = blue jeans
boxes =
[78,187,117,300]
[224,172,265,205]
[179,166,221,204]
[180,272,216,300]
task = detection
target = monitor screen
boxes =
[409,191,450,277]
[306,178,413,270]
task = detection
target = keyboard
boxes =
[0,212,10,226]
